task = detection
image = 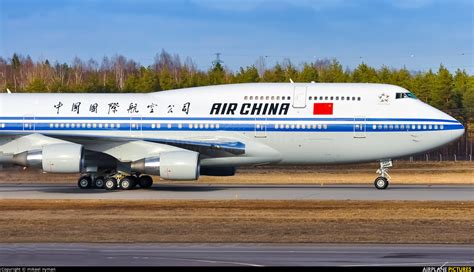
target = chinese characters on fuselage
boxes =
[53,102,192,115]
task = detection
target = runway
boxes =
[0,183,472,201]
[0,243,472,266]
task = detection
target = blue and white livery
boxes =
[0,83,464,189]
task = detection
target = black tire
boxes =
[78,176,92,189]
[94,176,105,189]
[121,176,136,190]
[374,177,389,190]
[138,175,153,189]
[105,177,117,190]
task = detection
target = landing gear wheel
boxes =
[94,176,105,189]
[374,177,389,190]
[78,176,92,189]
[121,176,136,190]
[105,177,118,190]
[138,175,153,189]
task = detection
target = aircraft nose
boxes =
[451,121,465,140]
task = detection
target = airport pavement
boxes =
[0,243,472,266]
[0,183,472,201]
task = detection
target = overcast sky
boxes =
[1,0,472,73]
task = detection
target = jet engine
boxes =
[131,151,200,180]
[12,143,84,173]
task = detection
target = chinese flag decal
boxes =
[313,103,333,115]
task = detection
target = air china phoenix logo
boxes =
[379,93,390,103]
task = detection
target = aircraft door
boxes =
[255,118,267,138]
[130,116,142,137]
[23,115,35,131]
[292,86,307,108]
[353,116,366,138]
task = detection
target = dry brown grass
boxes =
[1,162,472,184]
[0,199,472,244]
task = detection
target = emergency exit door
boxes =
[353,117,366,138]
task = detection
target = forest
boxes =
[1,50,473,125]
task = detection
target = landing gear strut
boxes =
[374,159,392,190]
[78,172,153,191]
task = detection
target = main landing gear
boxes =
[78,173,153,190]
[374,159,392,190]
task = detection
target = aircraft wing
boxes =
[0,132,245,161]
[55,134,246,159]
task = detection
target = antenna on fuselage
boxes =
[6,88,11,94]
[289,78,294,83]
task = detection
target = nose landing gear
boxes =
[374,159,392,190]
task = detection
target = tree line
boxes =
[1,50,473,124]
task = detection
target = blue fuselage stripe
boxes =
[0,116,461,123]
[0,122,464,133]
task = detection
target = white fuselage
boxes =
[0,83,465,166]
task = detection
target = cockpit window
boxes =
[396,92,417,99]
[406,92,417,98]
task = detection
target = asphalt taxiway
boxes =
[0,183,472,201]
[0,243,472,266]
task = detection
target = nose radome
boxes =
[451,121,465,140]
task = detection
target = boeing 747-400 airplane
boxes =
[0,83,464,189]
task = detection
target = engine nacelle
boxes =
[131,151,200,180]
[12,143,83,173]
